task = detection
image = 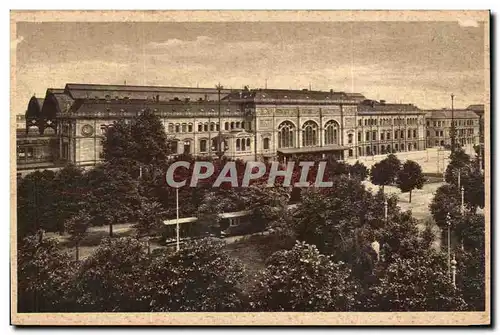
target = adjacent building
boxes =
[424,109,480,149]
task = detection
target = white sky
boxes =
[13,20,486,113]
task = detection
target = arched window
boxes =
[241,138,246,151]
[181,123,187,132]
[401,143,405,151]
[386,144,391,153]
[236,122,241,128]
[381,145,385,154]
[236,138,241,151]
[241,121,245,129]
[246,138,251,149]
[203,123,208,132]
[210,123,215,131]
[199,139,207,152]
[197,123,203,132]
[395,143,398,151]
[408,143,412,151]
[168,123,174,133]
[225,122,229,131]
[188,123,193,132]
[277,121,295,148]
[358,147,362,156]
[263,138,270,150]
[231,122,235,129]
[302,120,318,147]
[324,120,339,145]
[366,146,371,155]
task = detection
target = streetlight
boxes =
[451,254,457,288]
[446,212,452,279]
[461,186,465,215]
[384,198,388,221]
[457,168,461,190]
[451,94,456,152]
[176,186,180,252]
[214,83,226,160]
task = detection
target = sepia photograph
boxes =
[10,10,490,326]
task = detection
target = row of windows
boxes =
[358,129,419,142]
[428,138,476,147]
[277,120,341,148]
[359,142,420,155]
[166,121,251,133]
[358,117,420,127]
[426,128,475,137]
[427,119,477,127]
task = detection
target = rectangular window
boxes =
[198,124,202,132]
[358,119,362,126]
[358,132,362,142]
[366,131,370,141]
[435,131,439,136]
[413,129,417,138]
[408,129,412,138]
[204,124,208,132]
[175,125,180,132]
[181,124,187,132]
[372,131,376,141]
[188,124,193,132]
[387,132,391,140]
[381,133,385,141]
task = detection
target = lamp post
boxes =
[176,186,180,252]
[384,198,388,221]
[451,94,455,152]
[215,83,225,160]
[451,254,457,289]
[461,186,465,215]
[457,168,461,189]
[446,212,452,279]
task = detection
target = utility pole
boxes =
[176,187,180,252]
[216,83,224,159]
[451,94,456,152]
[446,212,452,279]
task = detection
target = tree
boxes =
[130,110,171,167]
[463,169,485,212]
[134,198,164,255]
[251,241,355,311]
[396,160,425,203]
[350,161,369,180]
[144,238,246,311]
[64,210,91,261]
[101,119,138,171]
[84,164,141,237]
[445,148,471,187]
[364,250,468,311]
[370,156,400,191]
[17,170,57,236]
[429,184,461,230]
[74,237,149,312]
[52,164,87,233]
[102,110,172,175]
[17,231,74,312]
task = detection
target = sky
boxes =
[13,20,486,114]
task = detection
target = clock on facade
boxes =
[81,124,94,137]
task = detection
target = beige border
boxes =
[10,10,491,326]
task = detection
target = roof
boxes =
[223,88,365,103]
[425,109,480,119]
[163,217,198,226]
[466,104,484,112]
[277,144,348,155]
[358,100,422,113]
[65,83,232,101]
[72,101,244,115]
